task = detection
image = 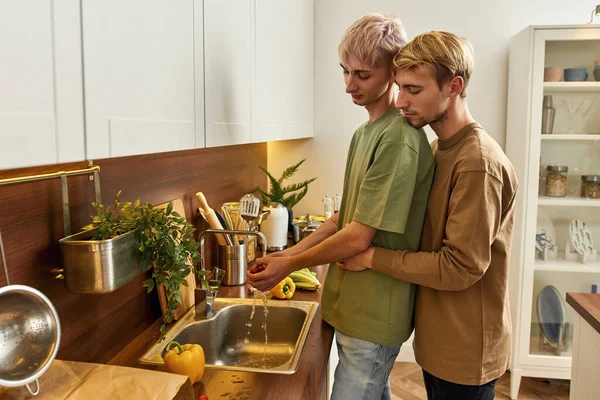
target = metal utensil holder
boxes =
[198,229,267,286]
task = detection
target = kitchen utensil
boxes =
[218,243,247,285]
[562,99,583,134]
[543,67,563,82]
[195,192,230,246]
[564,67,588,82]
[220,206,240,245]
[239,194,261,228]
[202,267,226,304]
[323,194,334,219]
[535,208,556,257]
[569,219,594,255]
[256,209,270,226]
[0,229,9,285]
[334,193,342,213]
[221,202,242,229]
[292,216,321,243]
[259,203,289,251]
[0,285,61,396]
[214,210,228,230]
[541,95,555,134]
[536,285,567,348]
[198,229,267,286]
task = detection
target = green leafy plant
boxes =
[83,191,204,335]
[255,159,317,208]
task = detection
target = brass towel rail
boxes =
[0,162,101,236]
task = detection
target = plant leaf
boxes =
[278,158,306,184]
[280,177,317,194]
[283,185,309,208]
[83,190,202,338]
[258,166,284,203]
[143,278,155,293]
[254,187,272,206]
[257,159,317,208]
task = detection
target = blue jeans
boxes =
[331,329,402,400]
[422,369,497,400]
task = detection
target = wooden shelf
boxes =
[535,254,600,273]
[541,134,600,141]
[544,82,600,92]
[538,196,600,207]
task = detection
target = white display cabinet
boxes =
[506,25,600,399]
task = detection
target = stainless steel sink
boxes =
[138,297,319,374]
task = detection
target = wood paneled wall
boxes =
[0,143,267,363]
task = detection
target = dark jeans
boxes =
[422,369,497,400]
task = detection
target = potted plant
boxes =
[78,191,204,335]
[255,158,317,208]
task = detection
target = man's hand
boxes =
[247,255,299,291]
[338,246,375,272]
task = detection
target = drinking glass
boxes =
[562,99,582,134]
[204,267,225,305]
[577,99,594,134]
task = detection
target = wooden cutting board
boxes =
[154,199,196,320]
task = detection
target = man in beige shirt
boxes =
[340,31,518,400]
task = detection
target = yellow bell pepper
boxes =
[163,341,205,384]
[270,277,296,299]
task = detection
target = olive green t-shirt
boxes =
[321,108,434,345]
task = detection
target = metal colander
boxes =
[0,285,61,396]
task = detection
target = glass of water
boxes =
[204,267,225,305]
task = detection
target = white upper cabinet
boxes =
[82,0,203,159]
[253,0,282,143]
[205,0,314,147]
[0,0,85,169]
[0,0,313,170]
[204,0,253,147]
[279,0,314,141]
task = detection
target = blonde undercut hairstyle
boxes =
[338,13,408,68]
[393,31,474,98]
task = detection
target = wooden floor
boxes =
[389,362,570,400]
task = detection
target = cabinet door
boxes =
[253,0,283,143]
[253,0,314,143]
[0,0,85,169]
[204,0,252,147]
[280,0,314,140]
[82,0,199,159]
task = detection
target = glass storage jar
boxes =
[581,175,600,199]
[545,165,568,197]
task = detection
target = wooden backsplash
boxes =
[0,143,267,363]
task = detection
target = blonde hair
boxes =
[393,31,474,98]
[338,14,408,68]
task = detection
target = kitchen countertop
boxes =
[566,292,600,335]
[108,264,333,400]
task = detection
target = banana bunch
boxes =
[288,268,321,291]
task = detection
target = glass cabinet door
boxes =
[528,37,600,361]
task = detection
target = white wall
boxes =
[268,0,596,216]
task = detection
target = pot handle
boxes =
[26,379,40,396]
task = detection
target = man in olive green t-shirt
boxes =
[248,14,434,400]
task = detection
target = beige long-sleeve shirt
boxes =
[371,123,518,385]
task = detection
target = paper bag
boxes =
[0,360,193,400]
